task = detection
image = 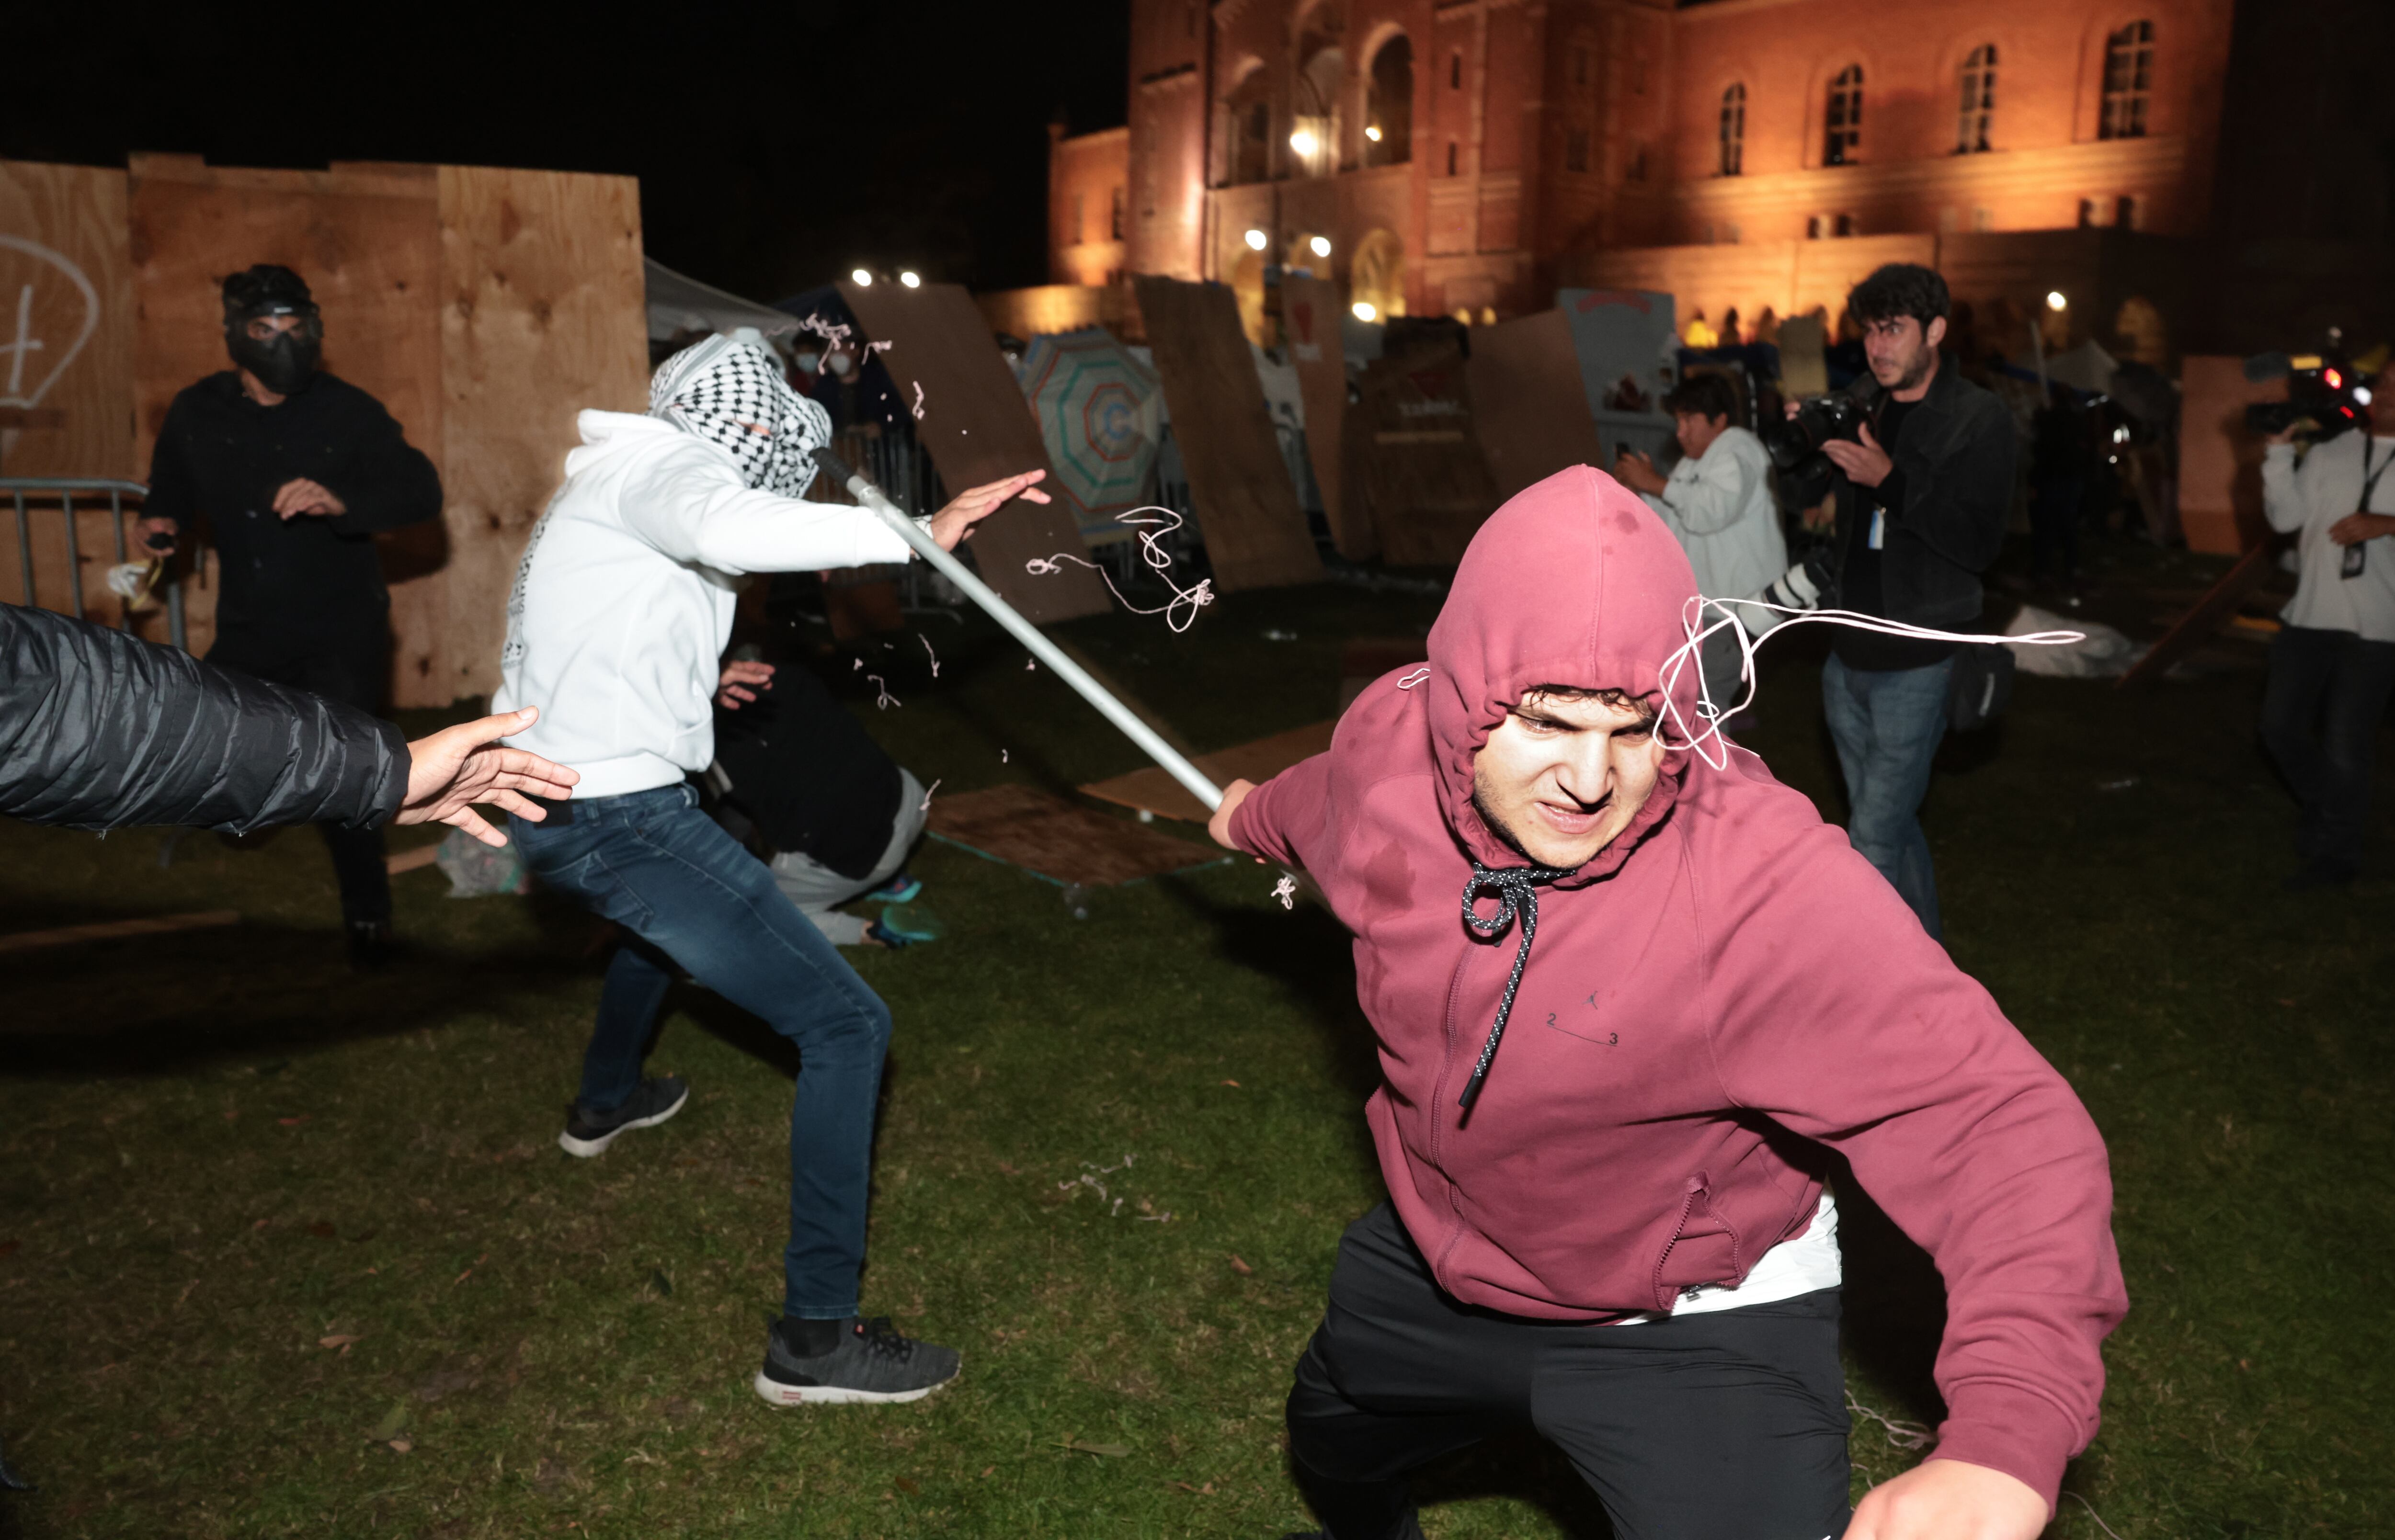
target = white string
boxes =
[868,673,899,710]
[1653,596,2085,771]
[911,382,925,421]
[1395,667,1432,690]
[2064,1493,2127,1540]
[1025,505,1216,633]
[920,633,940,678]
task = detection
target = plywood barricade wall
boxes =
[1466,311,1607,502]
[0,152,654,706]
[0,160,139,626]
[2176,355,2285,555]
[839,279,1108,623]
[1129,275,1323,592]
[1355,343,1501,567]
[1280,274,1372,560]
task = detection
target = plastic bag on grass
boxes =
[434,826,531,897]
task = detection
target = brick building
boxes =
[1045,0,2389,360]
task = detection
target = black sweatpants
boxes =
[207,620,393,925]
[2260,623,2395,875]
[1288,1203,1851,1540]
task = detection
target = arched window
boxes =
[1824,65,1862,166]
[2100,21,2153,140]
[1226,67,1273,185]
[1292,42,1344,178]
[1365,36,1413,166]
[1350,228,1407,321]
[1719,83,1746,175]
[1956,45,1996,153]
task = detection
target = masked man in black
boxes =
[137,264,443,966]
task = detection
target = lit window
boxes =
[1719,83,1746,175]
[1566,127,1589,175]
[1807,215,1824,240]
[2100,21,2154,141]
[1833,213,1855,238]
[1957,45,1996,153]
[1110,186,1125,241]
[1825,65,1862,166]
[1366,36,1414,167]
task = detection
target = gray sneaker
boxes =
[753,1315,960,1406]
[557,1076,689,1158]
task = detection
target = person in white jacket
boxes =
[1612,371,1788,717]
[495,330,1049,1404]
[2258,359,2395,889]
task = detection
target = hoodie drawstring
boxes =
[1457,861,1572,1113]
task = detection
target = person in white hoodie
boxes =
[1612,371,1788,718]
[495,330,1048,1404]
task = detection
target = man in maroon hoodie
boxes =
[1210,468,2124,1540]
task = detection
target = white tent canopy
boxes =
[2044,340,2121,396]
[643,258,798,344]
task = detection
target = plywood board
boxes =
[1079,719,1337,825]
[1130,274,1323,591]
[0,159,141,627]
[2177,355,2284,555]
[432,165,648,704]
[1355,344,1501,567]
[1465,310,1607,501]
[837,279,1107,623]
[128,154,445,674]
[926,784,1219,887]
[1282,274,1371,559]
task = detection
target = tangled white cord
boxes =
[1654,597,2085,770]
[1025,505,1215,633]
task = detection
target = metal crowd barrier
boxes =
[1,478,184,651]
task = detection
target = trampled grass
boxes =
[1,542,2388,1537]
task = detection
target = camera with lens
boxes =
[2243,351,2369,444]
[1761,393,1869,508]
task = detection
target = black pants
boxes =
[207,621,393,925]
[2259,624,2395,875]
[1288,1204,1851,1540]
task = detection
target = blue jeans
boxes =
[1821,653,1954,939]
[510,783,892,1320]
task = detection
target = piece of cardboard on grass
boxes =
[836,279,1109,623]
[1080,720,1337,825]
[1130,275,1324,592]
[926,784,1220,888]
[1281,274,1372,560]
[1356,343,1501,567]
[1466,310,1608,501]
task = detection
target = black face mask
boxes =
[227,326,320,396]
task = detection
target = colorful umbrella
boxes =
[1017,328,1162,543]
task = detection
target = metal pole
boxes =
[61,488,82,621]
[12,489,28,606]
[813,446,1224,813]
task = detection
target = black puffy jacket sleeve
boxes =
[0,603,408,834]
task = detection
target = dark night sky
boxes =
[8,1,1130,302]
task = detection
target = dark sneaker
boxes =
[754,1315,960,1406]
[557,1076,689,1158]
[865,871,923,905]
[346,918,394,972]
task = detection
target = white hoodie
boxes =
[1640,425,1787,602]
[493,410,917,798]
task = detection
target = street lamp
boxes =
[899,271,922,289]
[2045,290,2067,311]
[1243,228,1269,251]
[1364,125,1382,143]
[1351,301,1378,322]
[852,268,874,287]
[1309,235,1332,258]
[1289,128,1319,158]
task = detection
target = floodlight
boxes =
[1244,228,1269,251]
[899,271,922,289]
[1351,301,1377,322]
[1309,235,1332,258]
[853,269,874,287]
[1289,129,1319,157]
[1365,125,1382,143]
[2045,290,2066,311]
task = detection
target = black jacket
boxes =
[0,603,407,834]
[146,371,441,639]
[711,658,902,881]
[1831,359,2015,629]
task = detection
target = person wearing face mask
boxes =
[494,330,1049,1406]
[1207,472,2121,1540]
[137,264,443,967]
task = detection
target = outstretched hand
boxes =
[1843,1458,2047,1540]
[928,469,1050,551]
[1821,421,1893,487]
[400,705,580,847]
[718,659,776,709]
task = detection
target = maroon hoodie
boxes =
[1229,466,2124,1509]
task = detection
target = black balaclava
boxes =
[221,264,323,396]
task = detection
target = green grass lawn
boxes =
[1,542,2389,1538]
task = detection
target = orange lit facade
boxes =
[1053,0,2239,337]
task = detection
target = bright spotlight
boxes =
[2045,290,2066,311]
[1351,301,1377,322]
[1244,227,1269,251]
[1364,125,1382,143]
[899,271,922,289]
[2356,386,2375,406]
[1289,129,1319,157]
[1309,235,1332,258]
[852,268,874,287]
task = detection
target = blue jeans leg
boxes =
[512,785,894,1319]
[579,936,676,1112]
[1821,653,1955,939]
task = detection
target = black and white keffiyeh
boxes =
[649,332,833,498]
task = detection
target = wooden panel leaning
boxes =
[1466,310,1609,502]
[1279,274,1372,561]
[432,165,649,705]
[1129,274,1324,593]
[837,279,1107,623]
[0,160,141,626]
[1354,342,1500,567]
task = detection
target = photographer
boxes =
[1613,372,1787,718]
[2258,356,2395,890]
[1800,263,2013,939]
